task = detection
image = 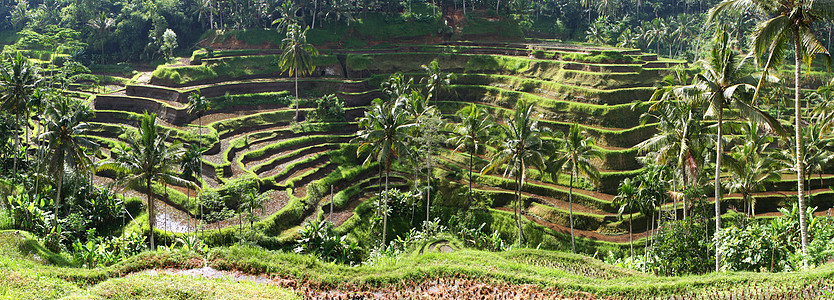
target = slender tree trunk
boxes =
[295,72,300,121]
[312,0,318,29]
[794,31,809,268]
[53,151,64,229]
[426,158,431,224]
[714,108,723,272]
[148,178,156,250]
[569,169,576,254]
[468,143,474,208]
[382,166,390,247]
[629,202,633,258]
[13,115,20,178]
[515,172,522,245]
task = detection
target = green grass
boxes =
[151,54,340,86]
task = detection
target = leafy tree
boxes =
[548,123,601,254]
[355,99,414,247]
[161,28,178,60]
[483,101,550,246]
[448,104,494,208]
[279,23,319,122]
[0,52,42,177]
[711,0,834,267]
[40,96,97,228]
[98,113,193,249]
[635,163,670,266]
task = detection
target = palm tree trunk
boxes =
[714,107,723,272]
[382,166,390,247]
[426,158,431,224]
[295,72,300,122]
[53,152,64,229]
[794,31,809,268]
[629,203,633,258]
[569,169,576,254]
[148,178,156,250]
[468,144,474,208]
[515,167,523,245]
[13,115,20,178]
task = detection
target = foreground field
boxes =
[2,230,832,299]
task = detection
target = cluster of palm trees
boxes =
[357,69,602,252]
[618,0,834,271]
[0,51,206,250]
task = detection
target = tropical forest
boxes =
[2,0,834,298]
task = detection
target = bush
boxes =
[649,219,712,276]
[295,220,362,265]
[71,229,147,268]
[6,194,52,235]
[306,94,345,122]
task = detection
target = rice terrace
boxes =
[2,0,834,299]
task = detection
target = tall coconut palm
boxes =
[279,23,319,122]
[0,52,42,176]
[40,96,97,228]
[678,27,783,271]
[614,177,640,258]
[98,113,193,249]
[448,104,494,208]
[548,123,601,254]
[710,0,834,268]
[483,101,550,246]
[354,99,414,247]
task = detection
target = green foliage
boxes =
[647,220,712,275]
[71,230,147,268]
[295,220,362,265]
[6,194,52,235]
[306,94,346,122]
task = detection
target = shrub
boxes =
[71,229,147,268]
[295,220,362,265]
[306,94,345,122]
[649,219,712,276]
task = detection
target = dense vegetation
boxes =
[1,0,834,298]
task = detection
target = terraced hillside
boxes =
[84,40,834,252]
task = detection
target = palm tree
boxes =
[724,121,784,216]
[186,89,210,176]
[639,75,711,220]
[710,0,834,267]
[181,143,206,232]
[678,27,783,271]
[635,163,669,264]
[548,123,601,254]
[614,177,640,258]
[483,101,549,246]
[420,59,451,105]
[355,99,414,247]
[448,104,494,208]
[40,96,97,228]
[279,23,319,122]
[98,113,193,249]
[399,91,443,224]
[0,52,42,176]
[87,12,113,66]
